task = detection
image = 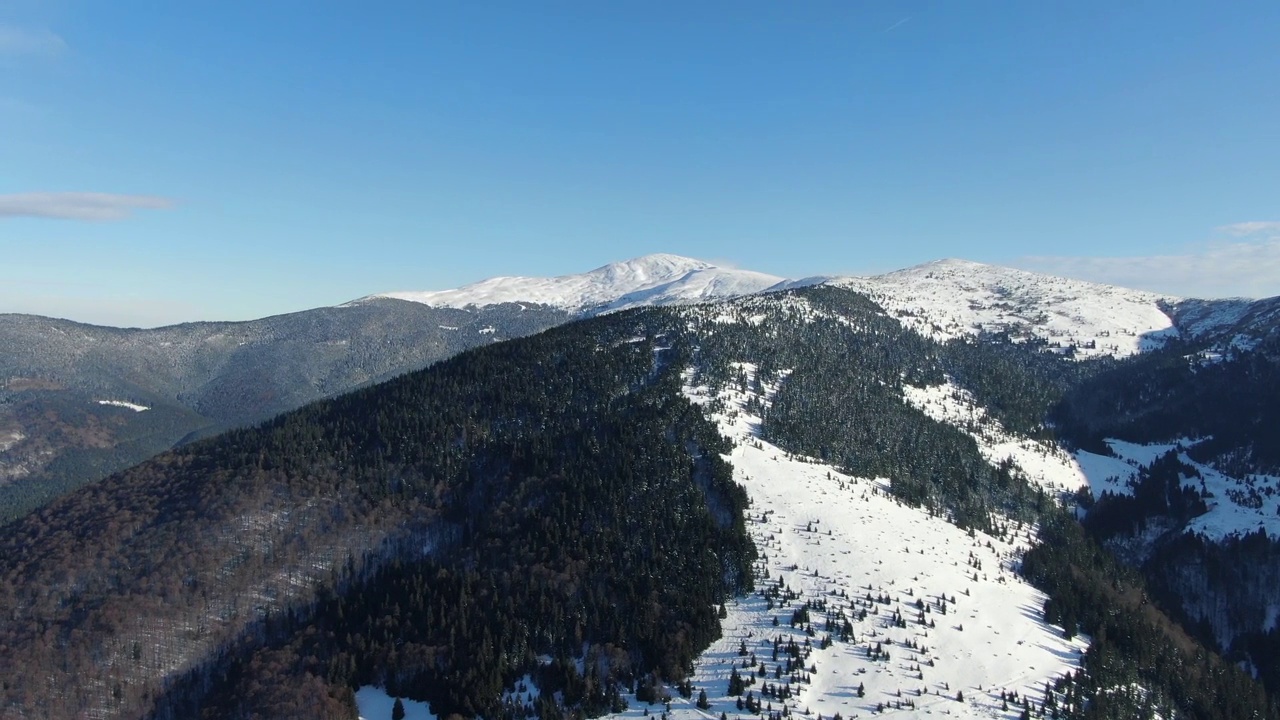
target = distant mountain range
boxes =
[1,254,1271,522]
[363,253,802,312]
[0,300,571,519]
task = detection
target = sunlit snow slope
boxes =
[1075,439,1280,540]
[901,380,1089,496]
[602,364,1087,720]
[904,379,1280,545]
[369,254,787,313]
[836,259,1179,358]
[369,254,1192,358]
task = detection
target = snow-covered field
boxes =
[601,364,1088,720]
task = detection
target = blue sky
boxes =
[2,1,1279,326]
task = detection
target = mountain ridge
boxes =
[3,252,1276,524]
[363,253,791,313]
[359,252,1257,359]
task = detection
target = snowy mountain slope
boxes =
[1167,295,1280,367]
[368,254,788,313]
[1167,298,1257,339]
[901,380,1089,495]
[603,363,1087,720]
[901,379,1280,540]
[834,259,1181,358]
[1075,439,1280,541]
[370,254,1213,359]
[899,374,1280,541]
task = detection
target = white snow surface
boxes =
[356,686,436,720]
[0,430,23,453]
[361,255,1197,359]
[1075,439,1280,540]
[356,673,542,719]
[369,254,788,313]
[898,381,1280,541]
[95,399,150,412]
[833,259,1180,358]
[901,381,1089,495]
[608,364,1086,720]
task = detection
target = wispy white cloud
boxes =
[883,15,913,33]
[1217,220,1280,237]
[1015,228,1280,300]
[0,25,66,57]
[0,192,175,221]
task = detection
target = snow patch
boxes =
[500,674,544,714]
[96,400,150,412]
[356,686,436,720]
[1073,450,1142,498]
[0,430,23,453]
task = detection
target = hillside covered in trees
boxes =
[0,299,569,523]
[0,285,1275,719]
[1052,319,1280,700]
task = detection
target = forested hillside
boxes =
[0,285,1274,719]
[1052,311,1280,699]
[680,287,1271,718]
[0,306,754,719]
[0,299,568,522]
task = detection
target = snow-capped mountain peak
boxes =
[582,253,712,284]
[833,259,1182,358]
[364,254,787,313]
[358,253,1256,358]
